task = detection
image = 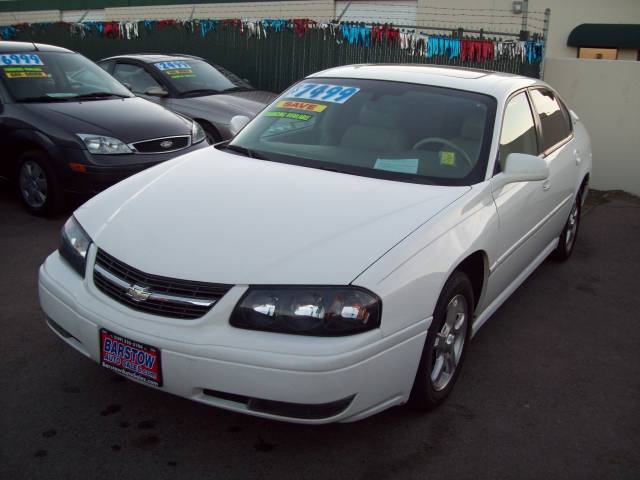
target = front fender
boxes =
[353,183,499,338]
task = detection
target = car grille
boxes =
[93,249,232,319]
[130,135,190,154]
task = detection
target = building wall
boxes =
[544,58,640,196]
[105,1,333,21]
[0,10,61,25]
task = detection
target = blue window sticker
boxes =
[286,83,360,104]
[1,53,44,66]
[154,61,191,71]
[374,158,419,174]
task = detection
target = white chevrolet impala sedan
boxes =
[39,65,591,423]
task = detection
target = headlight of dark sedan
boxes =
[191,121,206,144]
[230,286,381,336]
[59,216,92,277]
[77,134,133,154]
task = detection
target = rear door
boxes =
[528,88,577,238]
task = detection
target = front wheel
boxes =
[17,150,63,216]
[409,271,474,411]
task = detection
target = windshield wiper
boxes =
[223,86,254,93]
[180,88,221,98]
[216,143,266,160]
[17,96,72,103]
[72,92,129,100]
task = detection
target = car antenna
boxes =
[11,12,38,50]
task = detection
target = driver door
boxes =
[484,91,549,304]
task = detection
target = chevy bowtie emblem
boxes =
[160,140,174,149]
[126,284,151,302]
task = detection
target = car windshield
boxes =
[0,51,132,102]
[151,58,251,95]
[228,78,496,186]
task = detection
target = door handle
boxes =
[573,149,582,165]
[542,180,551,191]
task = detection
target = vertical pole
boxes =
[540,8,550,79]
[337,2,352,22]
[521,0,529,33]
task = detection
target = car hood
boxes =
[76,148,469,285]
[176,90,277,118]
[25,97,191,143]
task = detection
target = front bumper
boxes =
[51,142,209,196]
[38,249,430,424]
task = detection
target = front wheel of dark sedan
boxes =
[17,150,63,216]
[410,271,474,411]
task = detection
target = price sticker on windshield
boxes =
[287,83,360,104]
[1,53,44,66]
[155,61,191,71]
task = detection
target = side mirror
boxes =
[229,115,250,137]
[492,153,548,191]
[145,86,169,97]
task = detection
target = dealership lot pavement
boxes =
[0,182,638,480]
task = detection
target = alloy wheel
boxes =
[565,200,579,251]
[431,294,468,391]
[19,160,48,209]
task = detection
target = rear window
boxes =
[530,89,572,151]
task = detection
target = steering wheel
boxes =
[412,137,473,168]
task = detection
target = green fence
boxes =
[11,22,543,93]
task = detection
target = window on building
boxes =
[530,89,572,152]
[578,47,618,60]
[496,92,538,173]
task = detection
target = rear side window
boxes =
[497,92,538,172]
[530,89,572,151]
[113,63,160,94]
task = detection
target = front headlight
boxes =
[230,286,381,336]
[191,121,206,144]
[59,216,92,277]
[77,134,132,154]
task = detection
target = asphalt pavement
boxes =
[0,182,639,480]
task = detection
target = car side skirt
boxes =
[471,237,559,337]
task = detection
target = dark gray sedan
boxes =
[98,54,277,142]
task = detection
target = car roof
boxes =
[0,40,74,53]
[310,64,541,99]
[99,53,205,63]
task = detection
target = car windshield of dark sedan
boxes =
[152,59,251,95]
[228,78,497,186]
[0,51,132,102]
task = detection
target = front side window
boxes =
[497,92,538,172]
[530,89,572,151]
[228,78,497,186]
[113,63,161,94]
[0,51,131,102]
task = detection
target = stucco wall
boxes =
[544,58,640,196]
[105,1,333,21]
[417,0,640,58]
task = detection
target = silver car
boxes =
[99,54,277,142]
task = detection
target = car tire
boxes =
[16,150,63,217]
[409,271,474,411]
[551,188,582,262]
